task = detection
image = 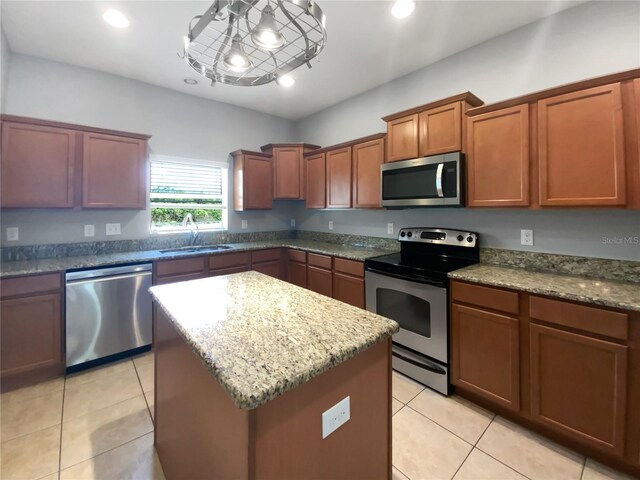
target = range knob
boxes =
[400,231,406,238]
[467,236,474,243]
[457,235,464,242]
[407,232,413,238]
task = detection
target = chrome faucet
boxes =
[182,213,199,246]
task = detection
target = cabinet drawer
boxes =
[308,253,332,270]
[451,281,519,314]
[1,273,62,299]
[334,258,364,277]
[155,257,206,278]
[529,296,628,341]
[210,252,250,270]
[288,249,307,264]
[251,249,281,263]
[154,272,206,286]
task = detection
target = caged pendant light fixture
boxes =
[182,0,327,86]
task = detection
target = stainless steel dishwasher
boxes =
[65,263,153,368]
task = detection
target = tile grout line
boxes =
[448,407,496,480]
[132,357,154,423]
[404,404,475,447]
[57,375,67,480]
[579,456,587,479]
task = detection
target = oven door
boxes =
[365,270,447,363]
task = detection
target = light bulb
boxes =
[391,0,415,19]
[251,4,286,50]
[223,34,253,73]
[279,75,295,87]
[102,9,129,28]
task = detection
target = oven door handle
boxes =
[392,350,447,375]
[365,266,446,288]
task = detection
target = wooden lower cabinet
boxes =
[333,272,364,309]
[307,266,332,297]
[451,303,520,411]
[529,323,627,456]
[451,280,640,475]
[0,273,64,391]
[251,248,283,280]
[154,256,208,285]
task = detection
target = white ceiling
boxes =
[1,0,585,120]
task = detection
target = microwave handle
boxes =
[435,163,444,197]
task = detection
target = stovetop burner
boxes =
[365,227,480,285]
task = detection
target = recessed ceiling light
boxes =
[391,0,415,19]
[279,75,295,87]
[102,9,129,29]
[184,78,198,85]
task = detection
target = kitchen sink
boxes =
[160,245,233,254]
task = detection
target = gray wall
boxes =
[0,27,9,112]
[2,54,297,245]
[293,1,640,261]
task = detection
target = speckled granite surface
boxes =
[149,271,399,409]
[449,264,640,312]
[0,239,397,278]
[481,248,640,284]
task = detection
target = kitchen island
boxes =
[149,271,399,480]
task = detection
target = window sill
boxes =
[150,227,227,235]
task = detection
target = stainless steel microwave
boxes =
[380,152,464,207]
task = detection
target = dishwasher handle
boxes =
[66,263,152,282]
[66,270,152,286]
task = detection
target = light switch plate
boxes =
[521,229,534,246]
[322,396,350,439]
[106,223,121,236]
[241,219,248,229]
[387,223,394,235]
[290,218,296,228]
[328,221,334,231]
[84,225,95,237]
[6,227,19,241]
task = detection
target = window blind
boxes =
[150,159,224,200]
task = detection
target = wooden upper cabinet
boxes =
[467,105,530,207]
[260,143,320,200]
[352,136,385,208]
[530,323,627,456]
[326,147,353,208]
[386,114,419,162]
[232,150,273,211]
[419,102,462,156]
[1,121,76,208]
[305,152,326,208]
[83,132,148,209]
[538,83,626,206]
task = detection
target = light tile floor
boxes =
[0,357,635,480]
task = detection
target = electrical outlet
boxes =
[322,396,350,439]
[328,221,333,231]
[290,218,296,228]
[521,229,534,246]
[6,227,19,241]
[387,223,394,235]
[241,219,248,229]
[84,225,95,237]
[105,223,121,236]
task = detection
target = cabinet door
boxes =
[326,147,352,208]
[83,132,147,208]
[305,152,326,208]
[467,105,530,207]
[1,294,63,377]
[307,266,332,297]
[451,304,520,411]
[538,83,626,206]
[287,261,307,288]
[244,154,273,209]
[333,273,364,309]
[387,114,418,162]
[1,122,76,208]
[530,323,627,456]
[352,138,384,208]
[419,102,462,156]
[273,147,303,199]
[252,261,281,279]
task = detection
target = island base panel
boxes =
[154,307,392,480]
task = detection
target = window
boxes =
[150,155,227,232]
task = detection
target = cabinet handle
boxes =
[436,163,444,197]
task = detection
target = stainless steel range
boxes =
[365,228,479,395]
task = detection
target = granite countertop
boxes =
[449,264,640,312]
[0,239,397,278]
[149,271,399,409]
